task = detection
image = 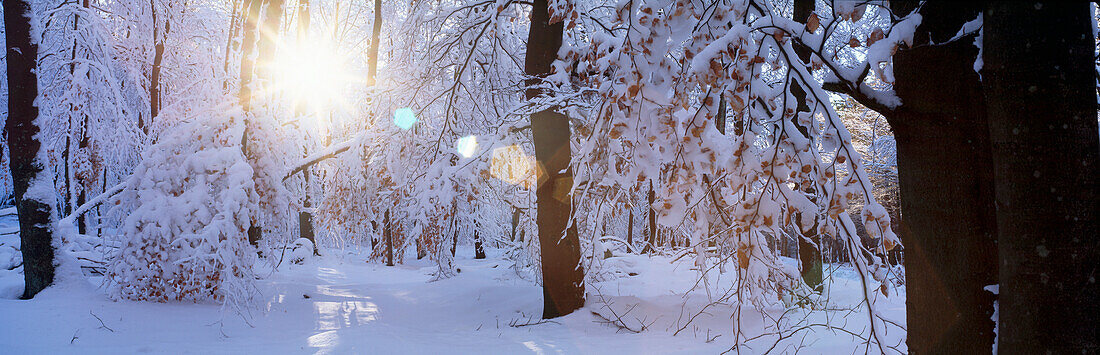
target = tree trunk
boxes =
[474,230,486,259]
[298,146,317,253]
[75,3,91,236]
[451,225,458,258]
[366,0,382,85]
[526,0,584,319]
[76,128,88,235]
[5,0,56,299]
[511,207,521,242]
[238,0,264,111]
[983,3,1099,352]
[385,209,394,266]
[887,2,998,352]
[626,209,633,248]
[149,0,166,135]
[789,0,822,292]
[297,209,315,249]
[222,0,243,89]
[643,180,656,254]
[256,0,285,81]
[238,0,275,247]
[416,238,426,259]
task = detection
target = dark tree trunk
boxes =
[96,168,107,237]
[149,0,166,135]
[366,0,382,85]
[525,0,584,319]
[385,209,394,266]
[298,206,317,255]
[298,158,317,254]
[643,181,656,254]
[886,2,998,353]
[983,3,1099,352]
[416,238,426,259]
[715,95,726,134]
[5,0,56,299]
[451,226,458,258]
[473,230,486,259]
[790,0,822,292]
[626,209,633,249]
[76,151,87,235]
[510,207,521,242]
[796,219,821,290]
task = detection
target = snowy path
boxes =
[0,250,738,354]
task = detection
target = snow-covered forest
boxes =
[1,0,1097,353]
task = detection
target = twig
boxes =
[89,311,114,332]
[508,315,561,328]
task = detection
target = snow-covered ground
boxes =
[0,211,906,354]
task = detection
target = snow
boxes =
[985,284,999,353]
[0,214,907,353]
[287,238,316,265]
[1,208,26,299]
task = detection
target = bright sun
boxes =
[269,40,352,115]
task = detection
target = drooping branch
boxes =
[58,179,130,226]
[283,134,366,181]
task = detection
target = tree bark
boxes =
[526,0,584,319]
[5,0,56,299]
[367,0,382,85]
[238,0,274,247]
[238,0,264,111]
[983,3,1099,352]
[789,0,822,292]
[643,180,656,253]
[510,207,521,242]
[74,0,90,234]
[298,168,317,255]
[385,209,394,266]
[474,230,486,259]
[886,2,998,352]
[222,0,243,89]
[149,0,166,135]
[626,209,633,248]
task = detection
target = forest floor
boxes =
[0,211,907,354]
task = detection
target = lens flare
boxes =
[456,135,478,158]
[394,108,417,130]
[490,145,535,188]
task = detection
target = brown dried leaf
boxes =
[851,5,866,22]
[730,95,745,112]
[806,13,820,33]
[737,246,750,269]
[868,28,885,46]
